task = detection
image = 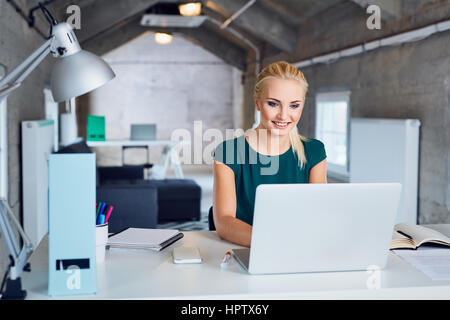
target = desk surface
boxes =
[22,230,450,300]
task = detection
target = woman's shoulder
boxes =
[301,137,325,150]
[213,135,246,160]
[301,137,327,166]
[213,136,246,174]
[215,135,244,151]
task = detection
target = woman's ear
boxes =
[254,96,261,111]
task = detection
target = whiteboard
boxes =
[350,118,420,225]
[22,120,54,248]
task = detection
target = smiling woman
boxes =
[212,61,328,247]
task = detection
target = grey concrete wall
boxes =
[84,32,237,166]
[290,30,450,224]
[0,2,53,278]
[447,75,450,214]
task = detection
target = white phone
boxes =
[172,246,202,264]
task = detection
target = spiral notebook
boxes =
[107,228,184,252]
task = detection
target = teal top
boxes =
[213,135,327,226]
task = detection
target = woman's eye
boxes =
[268,101,278,107]
[290,104,300,109]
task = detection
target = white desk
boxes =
[87,140,184,179]
[22,231,450,299]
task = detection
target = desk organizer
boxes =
[48,153,97,296]
[87,115,105,141]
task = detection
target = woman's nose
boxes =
[277,105,289,120]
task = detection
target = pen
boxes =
[99,202,107,216]
[96,202,102,220]
[221,251,232,268]
[104,205,114,224]
[96,203,107,225]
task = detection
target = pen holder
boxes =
[96,223,109,263]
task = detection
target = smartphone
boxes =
[172,246,202,264]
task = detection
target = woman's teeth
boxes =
[273,121,289,128]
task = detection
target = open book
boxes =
[390,223,450,250]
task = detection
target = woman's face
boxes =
[255,78,306,136]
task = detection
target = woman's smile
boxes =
[271,121,291,129]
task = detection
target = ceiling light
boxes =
[178,2,202,17]
[155,32,173,45]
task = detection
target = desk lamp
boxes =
[0,3,115,299]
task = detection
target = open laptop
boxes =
[130,124,156,141]
[232,183,402,275]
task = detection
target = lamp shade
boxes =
[50,50,115,102]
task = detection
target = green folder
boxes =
[87,115,105,141]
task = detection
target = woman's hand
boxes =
[213,161,252,247]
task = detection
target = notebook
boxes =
[391,223,450,250]
[107,228,183,252]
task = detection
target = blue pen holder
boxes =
[48,153,97,296]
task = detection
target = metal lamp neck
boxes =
[50,23,81,58]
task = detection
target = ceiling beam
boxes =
[206,0,297,53]
[351,0,402,20]
[80,16,149,57]
[81,16,247,71]
[52,0,171,43]
[176,25,248,71]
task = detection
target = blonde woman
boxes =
[212,61,327,247]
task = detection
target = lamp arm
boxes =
[0,37,54,200]
[0,199,33,281]
[0,38,52,91]
[0,37,53,291]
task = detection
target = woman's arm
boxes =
[309,159,327,183]
[213,160,252,247]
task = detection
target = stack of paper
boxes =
[394,248,450,280]
[107,228,184,252]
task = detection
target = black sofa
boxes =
[96,174,158,233]
[99,173,202,223]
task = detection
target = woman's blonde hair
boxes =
[254,61,309,167]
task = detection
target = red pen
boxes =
[104,205,114,223]
[221,251,232,268]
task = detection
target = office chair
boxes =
[123,124,156,172]
[208,206,216,231]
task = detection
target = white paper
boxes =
[394,248,450,280]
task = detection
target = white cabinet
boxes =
[22,120,54,248]
[350,118,420,225]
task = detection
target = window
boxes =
[315,91,350,178]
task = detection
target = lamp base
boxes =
[1,278,27,300]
